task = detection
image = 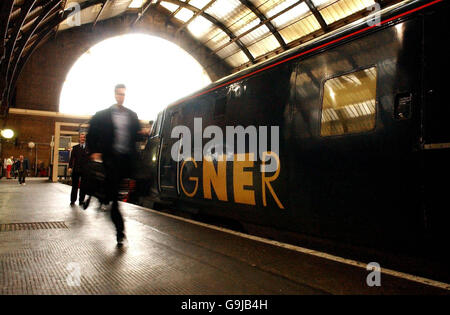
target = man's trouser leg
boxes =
[105,156,125,238]
[71,172,81,203]
[79,174,86,203]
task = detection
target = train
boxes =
[133,0,450,262]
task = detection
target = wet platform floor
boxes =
[0,178,448,295]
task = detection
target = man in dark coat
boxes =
[69,133,89,206]
[15,155,29,185]
[86,83,144,246]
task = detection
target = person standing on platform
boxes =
[13,157,19,179]
[69,133,89,206]
[15,155,29,185]
[5,156,13,179]
[87,83,148,246]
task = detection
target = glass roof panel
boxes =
[240,24,271,46]
[228,10,259,35]
[320,0,375,25]
[129,0,147,9]
[201,27,226,46]
[175,8,194,22]
[205,0,242,21]
[278,14,321,43]
[247,34,281,58]
[189,0,213,9]
[219,5,253,30]
[216,42,241,59]
[160,2,179,12]
[234,17,261,37]
[187,15,214,38]
[312,0,339,9]
[224,50,249,68]
[270,2,310,28]
[204,30,230,51]
[266,0,303,18]
[258,0,293,15]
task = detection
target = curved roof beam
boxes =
[211,0,305,55]
[238,0,287,50]
[2,0,38,76]
[1,0,38,111]
[4,1,103,110]
[131,0,160,27]
[92,0,111,29]
[304,0,328,31]
[6,0,62,103]
[0,0,16,113]
[1,1,15,64]
[160,0,255,64]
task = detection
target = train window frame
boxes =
[150,111,163,138]
[319,66,378,137]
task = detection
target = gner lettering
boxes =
[179,152,284,209]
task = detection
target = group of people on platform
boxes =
[2,155,30,185]
[68,83,151,247]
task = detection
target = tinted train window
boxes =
[320,67,377,136]
[150,112,163,137]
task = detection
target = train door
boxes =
[143,111,163,195]
[158,109,181,197]
[421,6,450,244]
[423,8,450,146]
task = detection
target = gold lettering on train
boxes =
[179,151,284,209]
[262,151,284,209]
[203,155,228,201]
[233,153,256,205]
[180,157,198,197]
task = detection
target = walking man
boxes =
[87,84,146,246]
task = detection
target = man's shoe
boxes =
[116,233,126,246]
[79,201,84,206]
[70,202,75,206]
[82,197,91,210]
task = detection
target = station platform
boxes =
[0,177,449,295]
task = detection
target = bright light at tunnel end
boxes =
[60,34,211,121]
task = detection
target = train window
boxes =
[150,112,163,137]
[320,67,377,136]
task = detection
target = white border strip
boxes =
[141,207,450,291]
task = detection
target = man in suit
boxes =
[15,155,29,185]
[87,83,147,246]
[69,133,89,206]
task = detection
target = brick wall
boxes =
[0,114,87,176]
